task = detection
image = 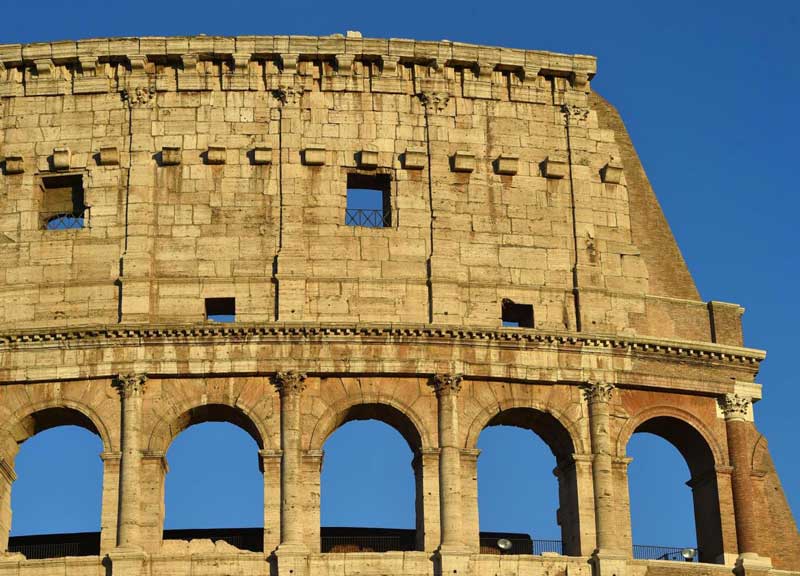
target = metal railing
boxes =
[345,208,390,228]
[42,208,88,230]
[479,536,562,555]
[633,544,698,562]
[321,533,416,553]
[8,532,100,559]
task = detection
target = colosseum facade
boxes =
[0,32,798,576]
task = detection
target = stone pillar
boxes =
[583,382,627,576]
[719,394,772,571]
[261,449,283,554]
[611,457,632,556]
[302,449,323,553]
[114,373,147,550]
[415,447,441,552]
[139,452,168,553]
[0,458,16,554]
[554,453,596,556]
[430,373,470,575]
[430,373,466,551]
[459,448,480,553]
[99,451,121,555]
[273,371,308,560]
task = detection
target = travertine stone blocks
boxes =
[404,147,426,170]
[543,155,568,179]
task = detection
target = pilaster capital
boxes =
[561,103,590,123]
[114,373,147,399]
[121,86,153,108]
[430,373,463,397]
[719,393,751,421]
[273,371,307,396]
[581,381,615,404]
[272,85,304,106]
[419,90,450,113]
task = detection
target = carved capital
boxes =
[121,86,153,107]
[419,91,450,113]
[114,373,147,399]
[430,373,463,396]
[561,103,590,123]
[719,393,751,421]
[273,371,307,396]
[272,85,303,106]
[581,381,615,404]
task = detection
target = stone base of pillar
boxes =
[590,551,629,576]
[108,548,147,576]
[734,553,773,575]
[434,548,471,576]
[275,544,309,576]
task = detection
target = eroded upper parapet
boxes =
[0,34,596,99]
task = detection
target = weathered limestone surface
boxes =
[0,34,797,576]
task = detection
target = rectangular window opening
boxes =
[502,299,534,328]
[205,297,236,323]
[41,174,86,230]
[345,173,391,228]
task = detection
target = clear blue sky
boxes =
[5,0,799,551]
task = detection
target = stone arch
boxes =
[147,402,268,454]
[621,407,725,564]
[464,399,585,461]
[615,405,726,471]
[1,399,113,456]
[465,400,586,556]
[308,396,430,453]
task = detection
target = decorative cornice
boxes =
[273,370,307,396]
[719,393,751,421]
[430,373,463,396]
[114,373,147,398]
[0,323,765,366]
[581,381,615,404]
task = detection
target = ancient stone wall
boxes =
[0,34,797,576]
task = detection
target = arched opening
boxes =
[626,416,723,563]
[6,408,105,559]
[162,405,265,552]
[476,408,579,556]
[319,403,421,552]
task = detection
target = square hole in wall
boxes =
[345,173,391,227]
[40,174,86,230]
[205,297,236,322]
[502,299,534,328]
